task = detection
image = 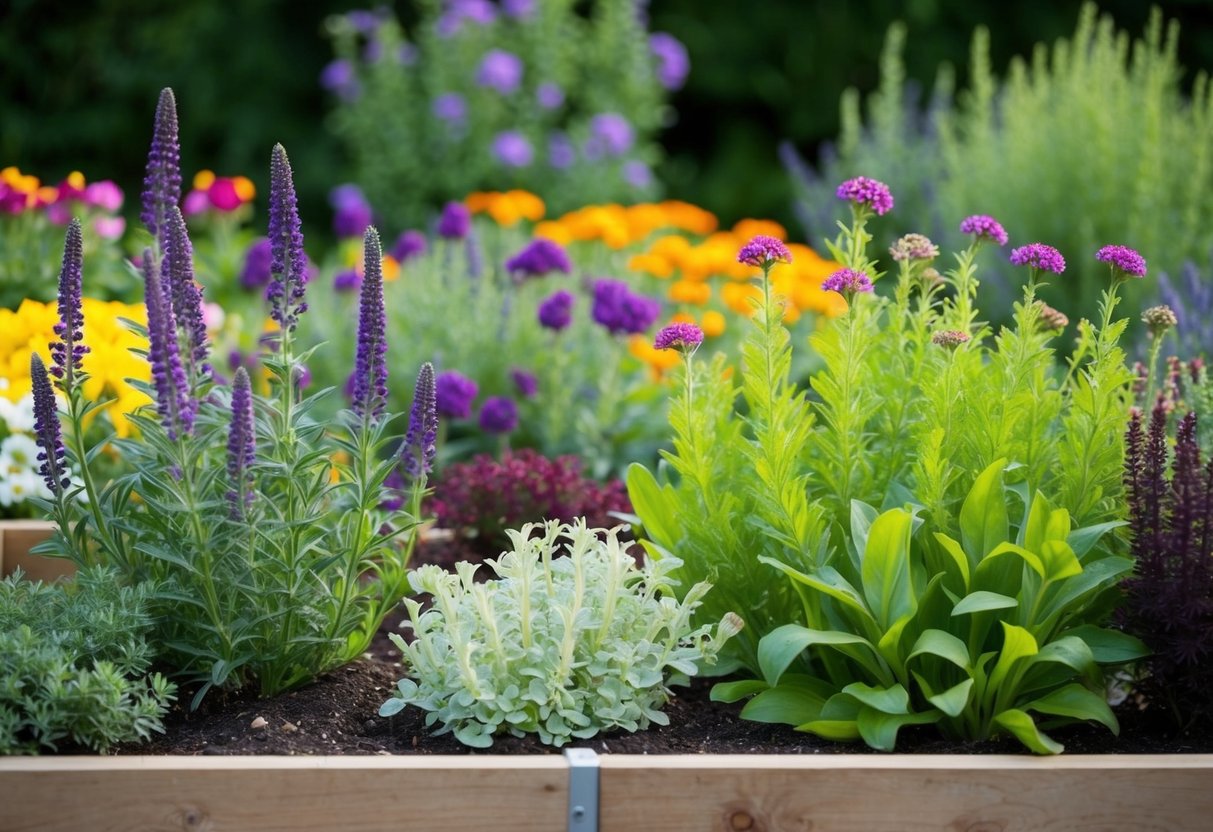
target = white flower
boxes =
[0,468,47,508]
[1,433,41,473]
[0,393,37,434]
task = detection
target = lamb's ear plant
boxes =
[379,520,742,748]
[30,89,435,705]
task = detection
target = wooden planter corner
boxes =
[0,753,1210,832]
[0,519,70,582]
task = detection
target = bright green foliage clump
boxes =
[0,568,176,754]
[630,184,1142,752]
[379,520,741,747]
[788,3,1213,327]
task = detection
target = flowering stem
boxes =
[1144,330,1165,407]
[64,391,124,569]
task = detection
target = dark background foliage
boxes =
[4,0,1213,233]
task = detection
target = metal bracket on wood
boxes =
[564,748,600,832]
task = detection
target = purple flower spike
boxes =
[164,205,210,382]
[591,279,661,335]
[1096,245,1148,278]
[240,238,273,289]
[1009,243,1066,275]
[352,227,389,422]
[49,218,88,392]
[836,176,894,216]
[505,238,572,279]
[476,49,523,94]
[511,368,538,398]
[30,353,70,495]
[141,88,182,244]
[226,367,256,518]
[402,362,438,483]
[142,252,193,440]
[436,370,478,419]
[478,396,518,434]
[654,322,704,353]
[538,289,575,331]
[267,144,308,333]
[959,214,1009,246]
[737,235,793,268]
[437,201,471,239]
[822,268,875,296]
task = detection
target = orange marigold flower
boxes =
[668,280,711,306]
[534,221,573,245]
[628,253,674,279]
[732,218,788,242]
[721,282,761,316]
[700,309,726,337]
[628,334,680,379]
[659,200,718,235]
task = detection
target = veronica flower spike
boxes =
[142,251,194,440]
[267,144,308,337]
[402,362,438,485]
[141,87,182,248]
[48,218,88,394]
[226,367,256,518]
[352,227,389,422]
[30,353,70,496]
[164,204,210,383]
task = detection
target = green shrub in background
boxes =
[323,0,681,228]
[786,4,1213,330]
[0,568,175,754]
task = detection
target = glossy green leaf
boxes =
[860,507,915,629]
[907,629,971,671]
[1040,539,1082,581]
[988,622,1039,697]
[1023,683,1118,733]
[1067,520,1125,559]
[993,708,1064,754]
[1061,625,1151,664]
[856,707,941,751]
[625,464,676,546]
[849,500,880,565]
[932,532,971,589]
[980,541,1046,578]
[710,679,768,703]
[799,719,861,741]
[1037,557,1133,622]
[740,686,827,726]
[758,558,874,624]
[756,624,870,687]
[1022,491,1054,553]
[959,458,1009,560]
[1026,636,1096,675]
[926,678,974,717]
[952,591,1018,617]
[841,682,909,714]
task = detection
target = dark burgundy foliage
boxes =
[1123,404,1213,732]
[429,449,632,556]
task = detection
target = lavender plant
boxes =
[629,177,1145,751]
[30,91,435,704]
[322,0,683,226]
[1157,254,1213,361]
[379,520,742,747]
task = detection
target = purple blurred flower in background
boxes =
[476,49,524,94]
[241,238,273,289]
[591,279,661,335]
[320,59,360,101]
[436,370,479,419]
[585,113,634,159]
[536,82,564,110]
[623,161,653,189]
[501,0,535,19]
[538,289,575,331]
[1158,257,1213,358]
[511,368,538,398]
[437,201,471,239]
[505,238,572,278]
[548,133,576,169]
[478,396,519,434]
[392,230,427,262]
[437,0,497,36]
[345,8,387,34]
[334,268,362,293]
[492,131,534,167]
[649,33,690,90]
[432,92,468,124]
[329,184,374,239]
[84,181,124,213]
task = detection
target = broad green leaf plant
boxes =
[629,177,1146,752]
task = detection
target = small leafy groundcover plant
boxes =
[0,567,175,754]
[380,520,742,747]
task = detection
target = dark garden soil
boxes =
[117,536,1213,758]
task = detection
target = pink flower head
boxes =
[959,214,1008,246]
[1009,243,1066,275]
[822,268,874,296]
[737,235,792,268]
[92,215,126,240]
[84,180,124,212]
[653,322,704,353]
[208,178,242,212]
[1096,245,1147,278]
[835,176,893,216]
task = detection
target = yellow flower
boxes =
[628,253,674,279]
[721,282,761,316]
[701,310,726,338]
[668,280,712,306]
[193,170,216,191]
[732,218,787,241]
[628,334,680,380]
[232,176,256,202]
[534,221,573,245]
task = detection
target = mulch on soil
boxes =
[119,536,1213,757]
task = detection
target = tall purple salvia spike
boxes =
[31,353,70,495]
[141,88,182,246]
[402,362,437,484]
[352,226,388,421]
[267,143,308,334]
[142,250,194,440]
[226,367,256,518]
[48,218,89,393]
[163,204,211,383]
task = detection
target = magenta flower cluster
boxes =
[653,323,704,353]
[835,176,893,216]
[737,235,792,268]
[822,268,874,296]
[1096,245,1148,278]
[1009,243,1066,275]
[959,215,1009,246]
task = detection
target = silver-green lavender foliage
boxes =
[0,567,175,754]
[786,4,1213,328]
[379,520,742,748]
[324,0,669,227]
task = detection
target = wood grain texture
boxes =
[599,754,1213,832]
[0,520,71,581]
[0,756,567,832]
